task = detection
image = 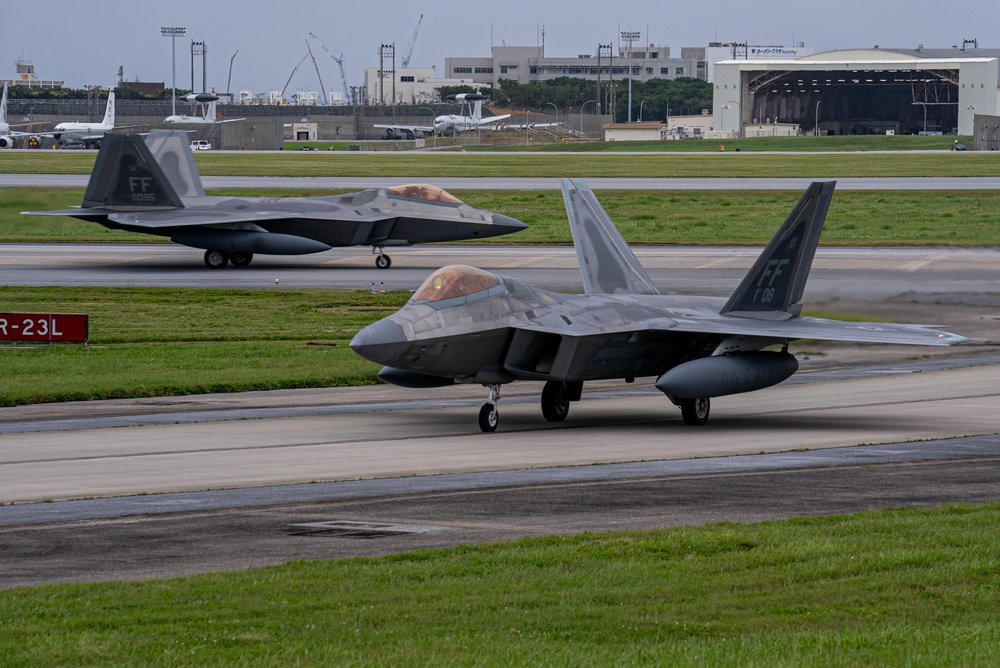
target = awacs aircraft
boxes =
[165,93,245,124]
[375,92,511,139]
[352,179,966,432]
[23,130,527,268]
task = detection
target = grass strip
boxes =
[4,188,1000,246]
[0,287,408,406]
[2,504,998,665]
[4,147,1000,177]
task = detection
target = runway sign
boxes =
[0,313,89,343]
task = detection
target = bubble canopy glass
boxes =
[411,265,501,303]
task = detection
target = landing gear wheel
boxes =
[230,252,253,267]
[541,381,571,422]
[680,397,710,426]
[375,253,391,269]
[479,403,498,432]
[204,249,229,268]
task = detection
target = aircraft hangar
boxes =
[713,47,1000,136]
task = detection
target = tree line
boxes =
[438,77,714,121]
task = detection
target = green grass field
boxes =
[0,287,406,406]
[4,187,1000,246]
[3,141,1000,177]
[3,504,999,665]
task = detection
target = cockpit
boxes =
[387,184,462,205]
[410,265,503,305]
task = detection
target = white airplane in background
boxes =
[164,93,245,124]
[0,84,13,148]
[375,92,511,138]
[22,91,139,148]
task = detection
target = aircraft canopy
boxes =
[411,265,500,302]
[387,183,462,205]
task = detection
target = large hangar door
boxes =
[747,68,959,135]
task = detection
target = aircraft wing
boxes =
[480,114,511,125]
[373,123,434,134]
[511,307,965,347]
[104,207,396,229]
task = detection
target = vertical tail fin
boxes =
[562,178,659,295]
[1,83,7,126]
[82,134,184,210]
[720,181,836,318]
[102,90,115,128]
[144,129,206,197]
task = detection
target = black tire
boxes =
[541,381,570,422]
[478,403,498,432]
[204,249,229,268]
[230,253,253,267]
[375,254,391,269]
[680,397,710,426]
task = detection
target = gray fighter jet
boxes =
[24,130,527,268]
[351,179,967,432]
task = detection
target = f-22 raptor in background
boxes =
[352,179,966,432]
[23,130,527,268]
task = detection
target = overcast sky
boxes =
[5,0,997,97]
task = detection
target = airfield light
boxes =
[161,26,187,117]
[620,30,640,122]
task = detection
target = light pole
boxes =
[723,100,742,138]
[621,30,640,122]
[815,100,821,136]
[161,26,186,117]
[639,99,646,122]
[580,99,595,135]
[546,102,558,137]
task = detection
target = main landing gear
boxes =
[679,397,710,426]
[373,247,392,269]
[204,250,254,268]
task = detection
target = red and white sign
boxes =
[0,313,89,342]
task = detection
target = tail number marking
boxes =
[129,176,158,202]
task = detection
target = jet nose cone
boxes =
[350,318,407,364]
[491,213,529,236]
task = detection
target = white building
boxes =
[363,67,476,105]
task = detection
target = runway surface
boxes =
[2,234,999,588]
[5,174,1000,190]
[2,358,999,588]
[3,244,999,301]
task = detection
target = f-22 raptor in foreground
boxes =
[24,130,526,268]
[352,179,966,432]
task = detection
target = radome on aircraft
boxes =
[164,93,245,124]
[375,92,512,139]
[351,179,966,432]
[23,130,527,268]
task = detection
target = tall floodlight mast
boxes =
[620,30,640,122]
[161,26,186,117]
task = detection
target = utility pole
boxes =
[597,43,612,116]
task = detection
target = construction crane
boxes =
[401,14,424,68]
[305,41,328,105]
[308,33,350,104]
[281,53,309,100]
